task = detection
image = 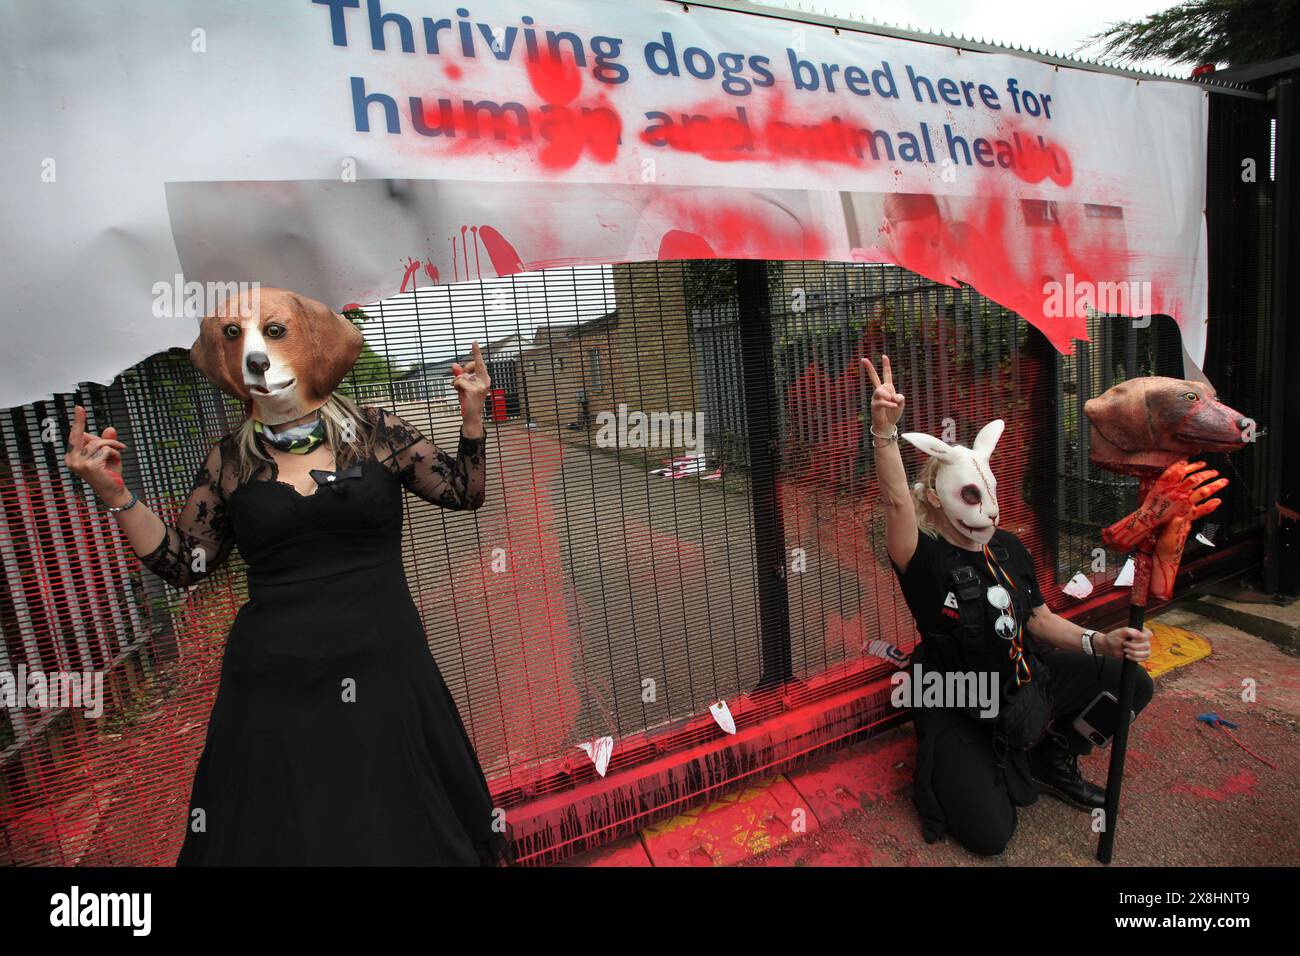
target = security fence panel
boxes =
[766,262,1050,681]
[0,76,1277,861]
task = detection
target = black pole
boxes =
[1268,78,1300,596]
[1097,596,1145,863]
[735,259,792,687]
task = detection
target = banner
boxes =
[0,0,1209,409]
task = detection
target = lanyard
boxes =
[983,545,1033,686]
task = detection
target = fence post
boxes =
[1268,76,1300,596]
[735,259,793,687]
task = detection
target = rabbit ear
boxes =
[973,419,1005,460]
[901,431,956,463]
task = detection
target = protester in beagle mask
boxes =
[65,286,511,866]
[863,354,1154,856]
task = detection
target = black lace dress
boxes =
[140,405,511,866]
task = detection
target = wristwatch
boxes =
[1081,629,1100,656]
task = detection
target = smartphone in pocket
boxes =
[1072,690,1129,747]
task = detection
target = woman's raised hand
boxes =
[450,340,492,424]
[861,354,906,433]
[64,404,130,506]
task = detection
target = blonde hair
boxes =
[233,392,376,483]
[911,456,943,539]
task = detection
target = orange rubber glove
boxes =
[1102,460,1227,551]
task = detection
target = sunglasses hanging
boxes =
[982,546,1032,686]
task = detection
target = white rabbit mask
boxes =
[902,420,1005,546]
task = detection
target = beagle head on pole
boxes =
[189,287,363,425]
[902,419,1005,546]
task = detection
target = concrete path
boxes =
[568,603,1300,867]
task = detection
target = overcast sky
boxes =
[757,0,1188,74]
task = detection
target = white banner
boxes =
[0,0,1209,409]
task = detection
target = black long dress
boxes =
[139,405,511,866]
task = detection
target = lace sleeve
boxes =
[370,406,486,511]
[137,439,236,587]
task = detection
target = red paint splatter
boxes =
[871,187,1138,352]
[526,53,621,169]
[526,51,582,106]
[658,230,716,260]
[994,122,1074,187]
[649,195,829,262]
[478,225,525,276]
[399,256,422,293]
[640,92,876,169]
[403,50,621,172]
[1171,769,1258,802]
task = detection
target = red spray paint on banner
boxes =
[401,50,622,172]
[640,91,879,169]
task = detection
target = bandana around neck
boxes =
[253,414,326,454]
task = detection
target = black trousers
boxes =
[913,645,1155,856]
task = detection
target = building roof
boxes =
[394,332,523,379]
[522,311,619,357]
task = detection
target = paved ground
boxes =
[569,603,1300,867]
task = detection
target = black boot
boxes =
[1030,738,1106,811]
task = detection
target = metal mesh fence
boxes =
[0,93,1276,866]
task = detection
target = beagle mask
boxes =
[902,419,1005,546]
[190,287,363,426]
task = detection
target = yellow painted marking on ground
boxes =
[1145,621,1212,679]
[641,776,808,866]
[643,779,773,837]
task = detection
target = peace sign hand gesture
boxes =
[861,354,906,433]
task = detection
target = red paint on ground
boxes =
[1170,768,1259,802]
[785,733,915,824]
